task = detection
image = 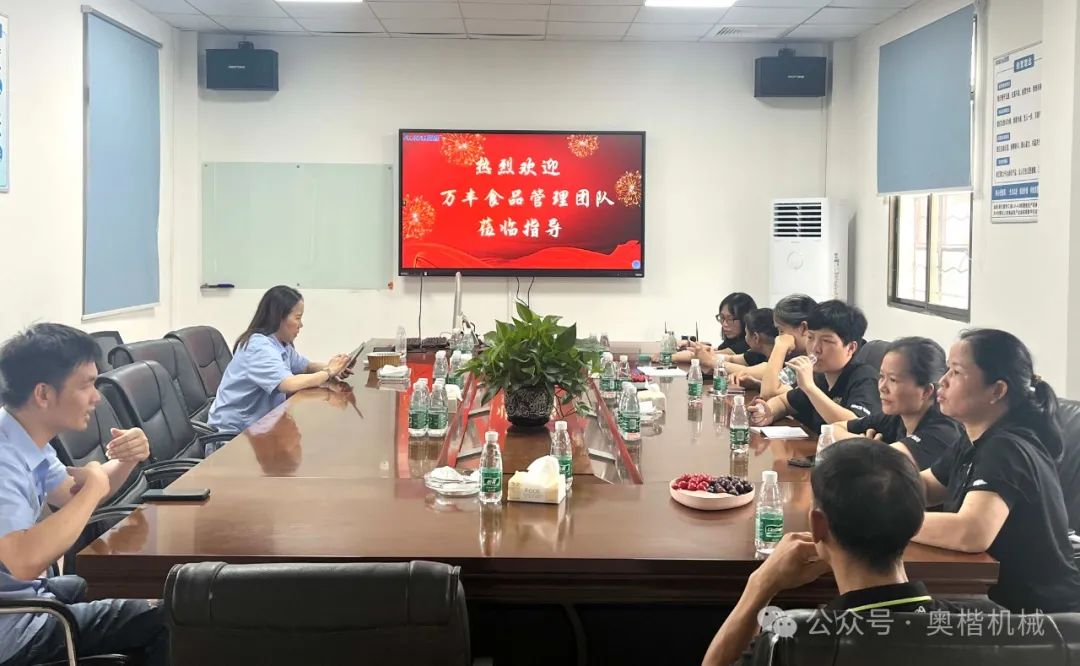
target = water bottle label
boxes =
[660,352,673,366]
[714,376,728,394]
[481,468,502,494]
[601,378,615,392]
[558,455,572,480]
[623,416,640,433]
[427,412,448,430]
[756,514,784,542]
[408,411,427,429]
[688,381,703,398]
[730,426,750,447]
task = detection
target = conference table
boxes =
[78,343,997,608]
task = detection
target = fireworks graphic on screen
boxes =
[440,133,486,167]
[402,195,437,239]
[615,170,642,207]
[567,134,600,159]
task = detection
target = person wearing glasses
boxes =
[675,292,757,365]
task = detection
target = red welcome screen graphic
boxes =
[399,130,645,277]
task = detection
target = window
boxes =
[888,192,972,320]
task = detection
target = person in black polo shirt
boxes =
[834,337,965,470]
[749,301,880,434]
[678,292,758,365]
[702,440,1000,666]
[711,308,778,387]
[913,329,1080,613]
[759,294,817,400]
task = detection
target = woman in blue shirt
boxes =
[208,286,350,434]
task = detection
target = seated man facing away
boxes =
[702,440,999,666]
[750,300,880,434]
[0,324,167,665]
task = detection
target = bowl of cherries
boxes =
[669,473,755,511]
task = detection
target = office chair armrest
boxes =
[190,419,217,436]
[198,432,235,446]
[88,505,140,525]
[143,459,200,475]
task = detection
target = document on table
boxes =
[638,366,686,378]
[751,426,810,439]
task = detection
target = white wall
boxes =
[174,36,829,362]
[0,0,177,341]
[829,0,1080,394]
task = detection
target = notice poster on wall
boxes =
[0,14,8,192]
[991,42,1041,223]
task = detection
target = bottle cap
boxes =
[821,424,833,436]
[733,395,745,405]
[620,355,628,362]
[555,421,568,432]
[762,470,778,483]
[485,431,499,443]
[436,350,446,358]
[691,359,699,366]
[434,378,445,386]
[603,352,614,361]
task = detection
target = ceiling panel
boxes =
[546,20,628,36]
[213,15,305,30]
[547,5,638,22]
[380,16,467,32]
[295,16,385,31]
[156,12,226,29]
[186,0,285,18]
[718,6,817,24]
[460,3,549,20]
[624,22,710,39]
[368,2,462,19]
[466,18,547,33]
[806,6,900,23]
[785,22,872,38]
[132,0,201,13]
[276,2,378,19]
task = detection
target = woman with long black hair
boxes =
[913,329,1080,612]
[208,286,351,434]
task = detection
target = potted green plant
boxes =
[463,302,591,428]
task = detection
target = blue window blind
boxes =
[878,5,975,194]
[83,11,160,317]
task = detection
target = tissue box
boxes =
[507,471,566,504]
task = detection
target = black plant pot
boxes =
[505,386,554,429]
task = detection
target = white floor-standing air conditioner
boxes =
[769,198,850,306]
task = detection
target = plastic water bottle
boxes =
[599,332,610,351]
[480,430,503,504]
[815,424,836,465]
[713,359,729,396]
[780,354,817,387]
[395,326,408,362]
[599,352,617,400]
[448,350,464,388]
[551,421,573,490]
[408,380,429,437]
[620,383,641,441]
[433,350,449,383]
[729,394,750,451]
[617,355,631,382]
[687,358,704,400]
[660,331,677,368]
[427,379,449,438]
[755,470,784,555]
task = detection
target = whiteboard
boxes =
[202,162,393,289]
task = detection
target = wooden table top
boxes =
[78,348,996,604]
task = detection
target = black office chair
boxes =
[109,339,215,431]
[1057,399,1080,534]
[854,339,889,374]
[89,331,124,374]
[0,597,129,665]
[164,561,471,666]
[96,362,233,463]
[749,608,1080,665]
[166,326,232,398]
[52,392,196,499]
